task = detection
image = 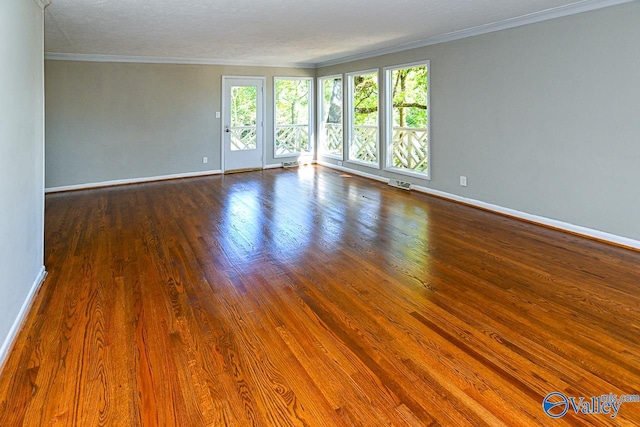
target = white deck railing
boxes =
[391,127,429,172]
[351,124,378,163]
[260,123,428,170]
[230,126,257,151]
[321,123,342,155]
[275,124,309,156]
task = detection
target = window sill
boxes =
[318,153,343,161]
[346,159,380,170]
[274,152,312,159]
[384,166,431,181]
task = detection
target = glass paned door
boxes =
[223,77,264,171]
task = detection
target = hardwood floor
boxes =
[1,165,639,426]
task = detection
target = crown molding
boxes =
[33,0,51,9]
[44,52,316,69]
[316,0,635,68]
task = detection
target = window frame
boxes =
[346,69,381,169]
[317,74,344,160]
[273,76,314,159]
[383,60,431,180]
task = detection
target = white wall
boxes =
[45,61,314,188]
[0,0,46,361]
[318,1,640,242]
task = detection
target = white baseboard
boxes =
[263,163,283,170]
[264,159,318,170]
[45,170,223,193]
[45,163,322,192]
[318,161,640,251]
[412,185,640,250]
[0,266,47,367]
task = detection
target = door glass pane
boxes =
[230,86,257,151]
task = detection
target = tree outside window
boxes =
[387,64,429,175]
[349,71,379,165]
[275,78,312,157]
[319,76,343,158]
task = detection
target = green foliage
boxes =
[349,66,428,128]
[352,72,378,126]
[391,66,428,128]
[231,86,257,127]
[390,65,429,173]
[275,79,310,125]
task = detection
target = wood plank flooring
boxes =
[1,165,639,426]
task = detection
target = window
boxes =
[318,76,343,158]
[347,70,379,166]
[274,78,313,157]
[385,62,430,177]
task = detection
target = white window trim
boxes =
[345,158,380,169]
[273,76,314,159]
[346,69,381,169]
[319,153,344,160]
[317,74,344,160]
[383,60,431,180]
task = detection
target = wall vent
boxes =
[388,179,412,190]
[283,161,300,168]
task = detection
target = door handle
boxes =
[225,127,231,133]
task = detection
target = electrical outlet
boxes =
[203,157,208,164]
[338,161,343,166]
[460,176,467,187]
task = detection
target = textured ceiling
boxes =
[44,0,618,67]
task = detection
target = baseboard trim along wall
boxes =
[317,161,640,251]
[0,266,47,368]
[263,163,284,170]
[264,160,317,170]
[45,162,321,193]
[45,170,223,193]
